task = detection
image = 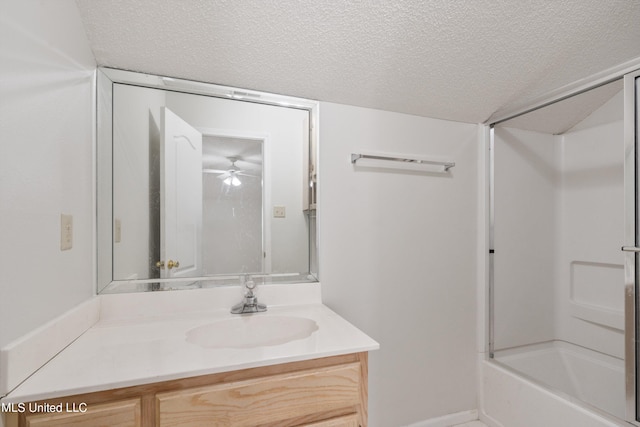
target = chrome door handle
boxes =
[621,246,640,252]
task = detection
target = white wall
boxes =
[0,1,96,349]
[112,84,165,280]
[492,92,624,359]
[556,91,624,358]
[319,102,478,426]
[492,127,558,350]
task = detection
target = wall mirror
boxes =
[97,68,318,293]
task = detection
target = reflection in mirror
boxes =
[98,68,318,293]
[202,137,263,276]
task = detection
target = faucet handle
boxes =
[231,275,267,314]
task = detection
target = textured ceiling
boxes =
[75,0,640,124]
[496,79,623,135]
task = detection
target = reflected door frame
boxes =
[197,127,271,274]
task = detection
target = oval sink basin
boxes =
[186,315,319,349]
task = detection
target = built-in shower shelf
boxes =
[569,302,623,331]
[569,261,624,330]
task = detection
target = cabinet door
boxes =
[157,363,361,427]
[24,398,141,427]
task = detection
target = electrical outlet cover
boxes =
[273,206,286,218]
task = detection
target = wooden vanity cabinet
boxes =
[13,398,142,427]
[4,352,368,427]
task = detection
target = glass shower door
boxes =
[490,77,630,420]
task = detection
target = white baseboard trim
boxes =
[406,409,479,427]
[478,410,505,427]
[0,297,99,397]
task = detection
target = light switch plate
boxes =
[60,214,73,251]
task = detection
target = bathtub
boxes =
[492,340,625,419]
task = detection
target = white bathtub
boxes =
[493,340,625,419]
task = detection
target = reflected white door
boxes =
[161,107,203,278]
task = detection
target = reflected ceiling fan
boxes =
[202,157,254,187]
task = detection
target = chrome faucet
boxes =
[231,275,267,314]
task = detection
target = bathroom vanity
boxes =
[0,70,379,426]
[1,287,378,427]
[4,353,367,427]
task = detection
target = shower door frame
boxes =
[486,66,640,424]
[624,68,640,425]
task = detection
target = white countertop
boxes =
[2,302,378,403]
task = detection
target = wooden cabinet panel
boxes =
[24,398,141,427]
[8,353,369,427]
[301,413,360,427]
[156,363,361,427]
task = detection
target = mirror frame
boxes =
[96,67,319,293]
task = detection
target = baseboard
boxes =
[406,409,479,427]
[478,409,504,427]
